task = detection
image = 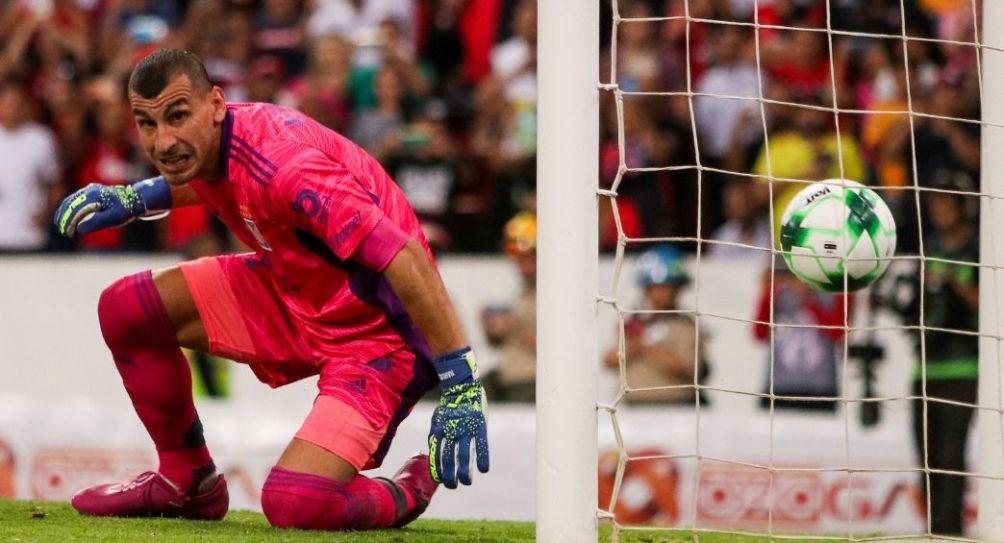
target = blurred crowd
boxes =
[0,0,541,254]
[0,0,982,257]
[598,0,980,259]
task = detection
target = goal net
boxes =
[538,0,1004,541]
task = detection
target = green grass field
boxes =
[0,500,850,542]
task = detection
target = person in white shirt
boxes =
[490,0,536,105]
[709,179,772,262]
[0,79,61,251]
[694,23,763,162]
[307,0,415,67]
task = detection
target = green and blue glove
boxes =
[429,347,490,489]
[54,177,172,237]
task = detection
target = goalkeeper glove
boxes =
[54,177,172,237]
[428,347,490,489]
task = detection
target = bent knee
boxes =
[260,467,346,530]
[97,272,176,350]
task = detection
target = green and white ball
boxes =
[780,179,897,292]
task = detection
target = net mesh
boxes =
[597,0,995,540]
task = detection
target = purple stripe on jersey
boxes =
[218,110,234,179]
[347,271,433,363]
[229,150,269,186]
[231,135,278,173]
[230,143,276,183]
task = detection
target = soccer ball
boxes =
[780,179,897,292]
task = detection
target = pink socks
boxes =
[98,271,213,492]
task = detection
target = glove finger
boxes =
[54,184,102,227]
[53,199,72,229]
[440,436,458,489]
[428,433,443,483]
[475,425,490,474]
[64,202,102,237]
[456,434,473,486]
[54,193,86,233]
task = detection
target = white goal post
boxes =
[536,0,600,542]
[978,1,1004,540]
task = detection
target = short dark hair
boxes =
[128,48,211,99]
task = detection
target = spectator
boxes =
[753,260,850,412]
[382,111,459,244]
[308,0,415,68]
[598,98,665,251]
[0,79,61,252]
[751,88,866,245]
[414,0,500,102]
[693,21,761,238]
[694,23,761,165]
[350,65,407,154]
[900,171,979,536]
[199,14,255,99]
[286,35,353,131]
[758,9,830,97]
[346,20,430,121]
[73,90,138,251]
[884,75,980,255]
[603,244,708,405]
[708,178,771,262]
[914,80,980,184]
[481,211,537,402]
[245,54,289,104]
[487,0,536,170]
[0,7,41,79]
[253,0,309,78]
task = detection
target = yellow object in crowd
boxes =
[504,211,537,256]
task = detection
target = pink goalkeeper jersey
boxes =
[188,102,435,367]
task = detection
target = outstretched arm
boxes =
[54,176,192,237]
[382,239,490,489]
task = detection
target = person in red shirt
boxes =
[75,95,141,250]
[53,48,488,530]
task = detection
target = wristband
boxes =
[132,176,172,218]
[433,347,479,388]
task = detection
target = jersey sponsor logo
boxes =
[333,211,362,246]
[243,218,273,251]
[290,188,329,225]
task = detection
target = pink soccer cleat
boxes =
[377,453,440,528]
[71,471,229,520]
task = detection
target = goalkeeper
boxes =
[52,48,489,530]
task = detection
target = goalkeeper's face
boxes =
[129,73,227,185]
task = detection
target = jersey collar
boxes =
[217,108,234,180]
